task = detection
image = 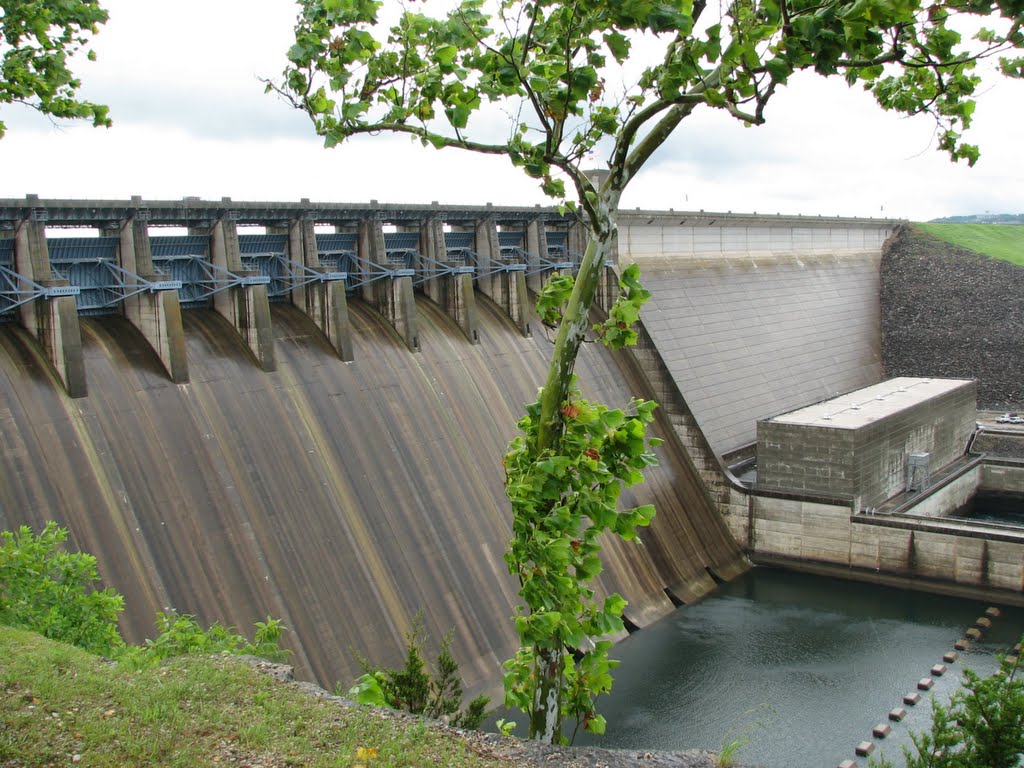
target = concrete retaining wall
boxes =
[751,489,1024,593]
[982,462,1024,492]
[905,467,979,518]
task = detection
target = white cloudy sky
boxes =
[1,0,1021,222]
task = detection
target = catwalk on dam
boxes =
[0,293,743,693]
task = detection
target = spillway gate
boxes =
[0,196,588,396]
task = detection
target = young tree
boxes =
[0,0,111,139]
[275,0,1022,742]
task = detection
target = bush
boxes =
[871,642,1024,768]
[0,522,124,655]
[0,522,288,668]
[119,610,290,669]
[344,617,489,730]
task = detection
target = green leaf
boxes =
[603,594,627,617]
[604,31,631,63]
[348,672,389,707]
[765,57,791,83]
[435,44,458,66]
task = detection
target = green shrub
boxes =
[871,642,1024,768]
[344,617,489,730]
[0,522,288,669]
[0,522,124,655]
[119,610,290,669]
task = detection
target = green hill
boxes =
[915,223,1024,265]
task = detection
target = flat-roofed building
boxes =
[757,377,976,510]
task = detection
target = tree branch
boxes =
[336,122,517,156]
[620,68,722,182]
[610,99,673,172]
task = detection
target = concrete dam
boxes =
[0,196,897,694]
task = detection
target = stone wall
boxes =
[881,225,1024,409]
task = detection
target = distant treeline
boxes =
[929,213,1024,224]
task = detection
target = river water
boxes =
[572,567,1023,767]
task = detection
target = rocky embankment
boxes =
[880,224,1024,409]
[250,659,743,768]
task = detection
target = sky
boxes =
[1,0,1021,222]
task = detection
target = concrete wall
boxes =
[852,521,1024,591]
[982,462,1024,493]
[751,490,1024,594]
[903,466,979,518]
[752,495,854,563]
[635,252,884,456]
[616,211,892,263]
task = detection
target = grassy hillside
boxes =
[0,626,514,768]
[915,223,1024,265]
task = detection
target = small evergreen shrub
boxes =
[344,616,489,729]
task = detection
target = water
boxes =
[955,491,1024,527]
[572,568,1023,767]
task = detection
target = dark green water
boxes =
[573,568,1023,768]
[956,491,1024,527]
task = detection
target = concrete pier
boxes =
[474,219,531,336]
[420,217,479,344]
[289,216,353,362]
[113,212,188,383]
[358,218,418,352]
[209,214,276,371]
[13,212,86,397]
[525,218,549,293]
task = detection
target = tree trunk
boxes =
[529,645,564,742]
[535,207,616,455]
[527,199,617,744]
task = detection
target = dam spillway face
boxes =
[2,197,902,692]
[0,296,742,693]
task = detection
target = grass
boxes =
[0,625,515,768]
[915,222,1024,265]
